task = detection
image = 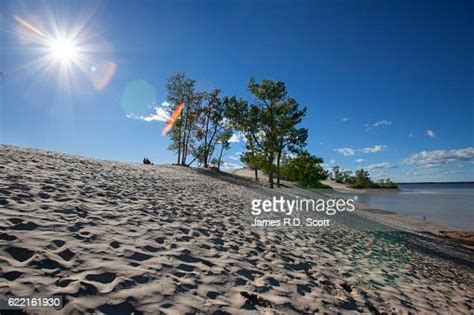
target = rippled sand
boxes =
[0,145,472,314]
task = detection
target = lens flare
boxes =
[13,15,46,38]
[86,62,116,91]
[162,103,184,136]
[121,80,156,115]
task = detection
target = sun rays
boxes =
[9,6,116,93]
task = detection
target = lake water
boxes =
[352,183,474,230]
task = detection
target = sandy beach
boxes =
[1,145,473,314]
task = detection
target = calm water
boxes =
[353,183,474,230]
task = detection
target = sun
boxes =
[13,13,117,92]
[48,38,78,64]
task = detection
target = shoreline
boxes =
[233,167,472,234]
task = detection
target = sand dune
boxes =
[0,145,473,314]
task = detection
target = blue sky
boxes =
[1,0,473,182]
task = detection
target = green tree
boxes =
[195,89,226,167]
[352,169,373,188]
[247,77,307,188]
[332,166,343,183]
[280,151,329,188]
[225,78,307,188]
[224,96,263,181]
[165,73,202,165]
[376,178,398,189]
[274,95,307,187]
[342,170,355,184]
[247,78,280,188]
[215,127,233,170]
[240,150,266,181]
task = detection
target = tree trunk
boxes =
[203,108,211,168]
[269,103,275,189]
[217,144,224,170]
[181,128,188,165]
[206,125,218,167]
[177,133,181,164]
[181,101,190,165]
[277,149,281,188]
[249,140,259,182]
[183,127,192,165]
[268,153,274,189]
[176,110,184,164]
[187,155,198,167]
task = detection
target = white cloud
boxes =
[126,102,170,122]
[402,147,474,167]
[365,162,397,170]
[373,120,392,127]
[365,120,392,130]
[229,152,242,161]
[426,129,436,138]
[335,145,387,156]
[355,158,364,163]
[330,159,336,165]
[334,147,355,156]
[229,132,246,143]
[221,162,242,170]
[409,133,415,138]
[340,117,350,122]
[361,145,387,154]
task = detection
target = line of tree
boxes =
[165,73,232,168]
[163,73,327,189]
[224,78,311,188]
[331,166,398,189]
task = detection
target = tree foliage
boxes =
[225,78,308,188]
[280,151,329,188]
[165,73,199,165]
[331,166,398,189]
[194,89,227,167]
[165,73,232,169]
[224,96,263,180]
[352,169,372,188]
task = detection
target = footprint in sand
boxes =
[50,239,66,248]
[57,248,75,261]
[11,221,40,231]
[127,252,152,261]
[110,241,121,249]
[31,258,65,270]
[5,246,35,262]
[0,233,17,241]
[3,271,23,281]
[86,272,116,284]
